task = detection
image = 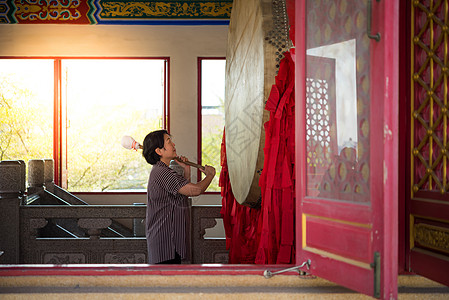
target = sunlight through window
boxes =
[1,58,167,192]
[199,58,225,192]
[0,59,53,164]
[62,59,167,192]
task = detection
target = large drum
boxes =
[225,0,291,206]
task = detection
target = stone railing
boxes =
[0,159,228,264]
[19,205,148,264]
[191,205,228,264]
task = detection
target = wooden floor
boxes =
[1,274,448,299]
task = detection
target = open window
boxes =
[197,57,226,193]
[0,59,54,164]
[0,57,169,193]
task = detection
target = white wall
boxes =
[0,24,228,206]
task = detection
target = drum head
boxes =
[225,0,277,206]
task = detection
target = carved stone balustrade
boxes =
[28,159,45,195]
[29,218,49,238]
[0,160,26,264]
[78,218,113,239]
[0,160,26,198]
[19,205,147,264]
[43,158,55,192]
[191,205,228,264]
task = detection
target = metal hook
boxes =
[367,0,381,42]
[264,259,311,279]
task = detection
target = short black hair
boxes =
[142,130,169,165]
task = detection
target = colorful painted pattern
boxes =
[0,0,12,23]
[14,0,93,24]
[100,1,232,19]
[0,0,231,24]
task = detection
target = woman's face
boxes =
[160,133,177,159]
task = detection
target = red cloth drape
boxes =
[220,51,295,264]
[219,129,261,263]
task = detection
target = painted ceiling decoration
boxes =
[0,0,232,25]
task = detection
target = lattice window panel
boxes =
[305,54,337,197]
[412,0,449,198]
[306,77,332,169]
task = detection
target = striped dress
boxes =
[146,161,189,264]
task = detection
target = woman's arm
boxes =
[178,165,215,197]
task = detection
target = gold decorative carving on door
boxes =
[411,0,448,199]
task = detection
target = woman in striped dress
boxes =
[142,130,216,264]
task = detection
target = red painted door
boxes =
[295,0,398,298]
[406,0,449,287]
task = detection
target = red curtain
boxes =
[220,52,295,264]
